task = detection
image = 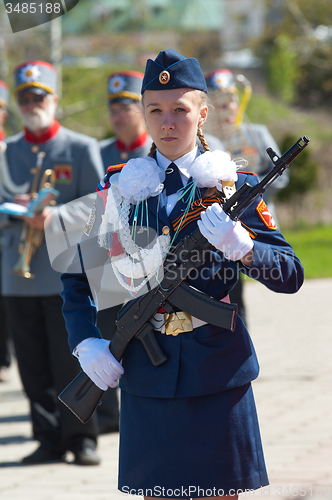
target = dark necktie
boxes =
[164,162,183,196]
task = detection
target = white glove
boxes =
[197,203,253,261]
[74,337,124,391]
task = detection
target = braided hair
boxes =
[148,142,157,158]
[197,123,222,199]
[197,127,210,152]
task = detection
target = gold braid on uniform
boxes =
[197,127,210,152]
[148,142,157,158]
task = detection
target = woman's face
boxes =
[143,88,208,161]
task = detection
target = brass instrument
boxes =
[12,152,57,279]
[235,74,252,127]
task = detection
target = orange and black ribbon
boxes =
[172,196,222,233]
[171,196,257,239]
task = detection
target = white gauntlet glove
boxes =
[74,338,124,391]
[197,203,253,261]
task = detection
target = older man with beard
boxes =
[1,61,104,465]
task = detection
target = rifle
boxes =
[59,135,310,423]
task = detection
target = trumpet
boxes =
[12,152,57,279]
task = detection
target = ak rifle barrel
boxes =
[225,135,310,220]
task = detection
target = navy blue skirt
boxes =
[118,383,269,498]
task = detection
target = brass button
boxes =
[162,225,170,235]
[31,145,39,153]
[120,152,128,160]
[159,70,170,85]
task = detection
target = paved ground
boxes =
[1,278,332,500]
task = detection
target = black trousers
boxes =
[4,295,98,451]
[0,295,11,368]
[0,254,11,369]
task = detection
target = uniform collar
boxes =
[115,130,149,151]
[24,119,60,144]
[156,146,199,180]
[0,130,5,141]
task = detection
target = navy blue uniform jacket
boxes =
[61,167,304,399]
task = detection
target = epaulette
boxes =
[97,163,126,207]
[107,163,126,173]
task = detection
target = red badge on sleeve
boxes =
[256,199,277,230]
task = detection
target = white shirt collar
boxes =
[156,146,200,180]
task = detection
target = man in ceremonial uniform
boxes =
[99,70,152,166]
[0,80,10,382]
[204,69,289,326]
[1,61,104,464]
[204,68,288,214]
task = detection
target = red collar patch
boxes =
[115,130,149,152]
[256,199,277,230]
[24,120,60,144]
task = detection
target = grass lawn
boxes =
[281,225,332,279]
[243,224,332,281]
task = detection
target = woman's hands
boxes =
[74,338,124,391]
[198,203,254,263]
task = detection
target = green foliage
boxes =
[275,134,318,202]
[61,0,223,34]
[256,0,332,108]
[297,49,332,107]
[282,224,332,278]
[59,64,143,139]
[266,35,300,103]
[246,93,293,124]
[246,93,332,145]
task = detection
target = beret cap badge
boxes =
[159,70,170,85]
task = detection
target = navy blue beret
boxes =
[141,49,207,94]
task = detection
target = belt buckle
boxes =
[164,312,193,336]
